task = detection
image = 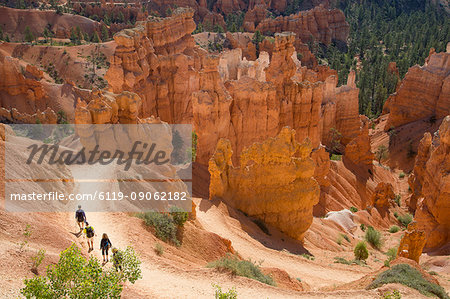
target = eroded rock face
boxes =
[344,116,374,167]
[208,127,320,241]
[397,222,426,263]
[0,49,45,108]
[384,47,450,130]
[106,11,360,165]
[254,5,349,45]
[414,116,450,250]
[408,133,433,212]
[371,182,395,211]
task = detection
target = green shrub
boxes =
[384,259,391,267]
[213,284,237,299]
[139,212,179,245]
[429,271,438,276]
[169,206,189,227]
[331,154,342,161]
[337,234,343,245]
[394,194,401,206]
[207,254,275,286]
[389,225,400,233]
[334,257,352,265]
[350,206,358,213]
[394,212,399,218]
[368,264,449,299]
[301,253,315,260]
[354,241,369,261]
[399,172,406,179]
[382,290,402,299]
[365,226,382,249]
[296,277,302,282]
[252,218,270,235]
[360,223,366,232]
[21,244,142,298]
[154,243,164,256]
[341,233,350,243]
[386,247,397,262]
[31,249,46,274]
[397,213,413,228]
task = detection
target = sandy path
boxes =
[195,199,367,290]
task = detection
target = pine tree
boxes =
[0,26,3,40]
[70,28,78,44]
[91,31,100,43]
[24,26,34,43]
[101,25,109,42]
[75,26,83,43]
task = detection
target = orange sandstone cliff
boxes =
[413,116,450,250]
[384,47,450,130]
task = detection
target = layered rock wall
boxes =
[414,116,450,250]
[384,47,450,130]
[253,5,349,45]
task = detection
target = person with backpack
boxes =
[83,222,95,252]
[75,205,86,232]
[100,233,112,262]
[112,248,122,271]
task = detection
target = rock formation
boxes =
[344,116,374,167]
[208,127,320,241]
[397,222,426,263]
[0,48,45,108]
[105,12,361,164]
[384,47,450,130]
[253,5,349,45]
[371,182,395,211]
[414,116,450,250]
[407,133,432,212]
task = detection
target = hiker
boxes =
[112,248,122,271]
[100,233,112,262]
[83,222,95,251]
[75,205,86,231]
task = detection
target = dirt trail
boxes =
[63,165,420,298]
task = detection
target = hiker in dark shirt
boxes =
[75,205,86,232]
[100,233,112,262]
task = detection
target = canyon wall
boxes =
[253,5,349,45]
[208,127,320,241]
[384,47,450,130]
[412,116,450,250]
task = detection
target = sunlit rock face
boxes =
[209,127,320,241]
[397,222,427,263]
[105,10,360,165]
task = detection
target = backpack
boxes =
[86,226,94,238]
[76,210,84,222]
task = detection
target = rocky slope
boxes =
[0,7,100,41]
